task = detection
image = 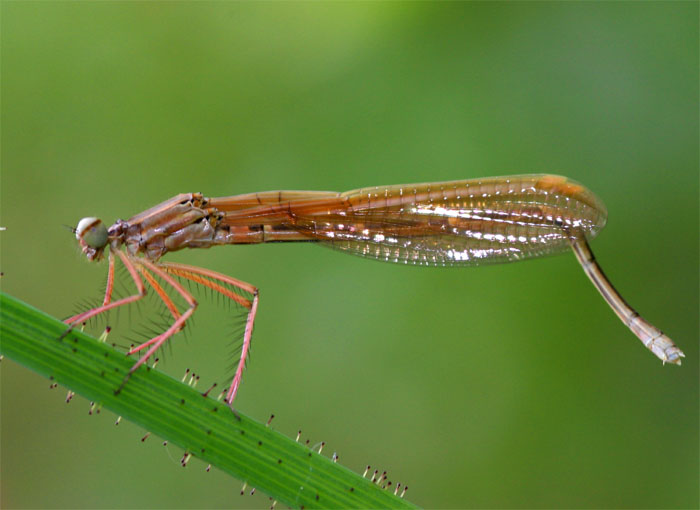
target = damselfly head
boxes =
[75,217,108,261]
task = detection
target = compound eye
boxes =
[75,217,108,249]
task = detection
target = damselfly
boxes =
[68,174,684,408]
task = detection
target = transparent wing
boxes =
[213,175,607,267]
[288,209,572,266]
[287,176,607,267]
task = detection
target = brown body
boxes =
[70,174,682,411]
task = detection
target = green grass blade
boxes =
[0,292,418,509]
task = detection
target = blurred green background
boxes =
[1,2,697,509]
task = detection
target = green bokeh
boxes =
[1,2,697,509]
